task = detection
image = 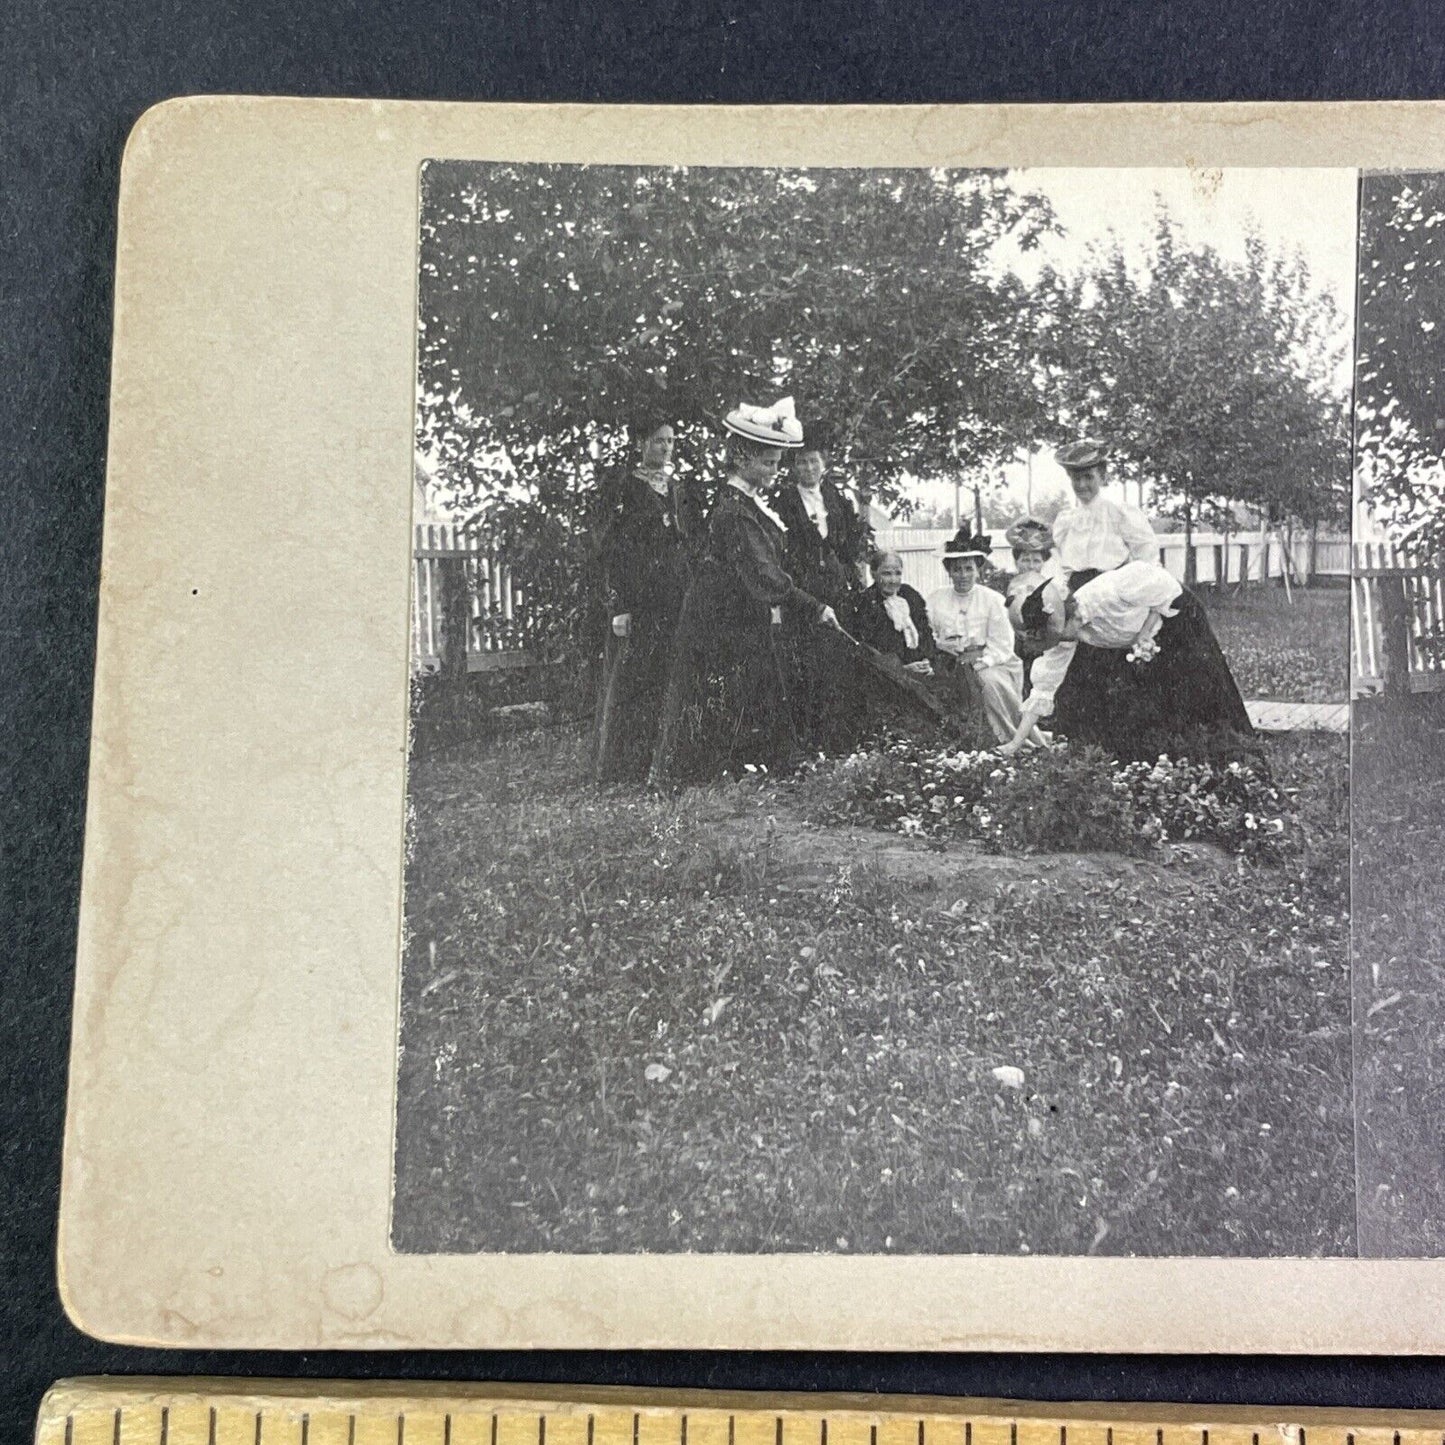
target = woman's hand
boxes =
[612,613,632,638]
[905,660,933,676]
[818,605,842,630]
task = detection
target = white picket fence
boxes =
[873,527,1350,600]
[411,523,1445,697]
[1352,540,1445,694]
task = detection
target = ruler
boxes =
[33,1382,1445,1445]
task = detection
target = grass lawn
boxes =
[1353,695,1445,1257]
[1200,585,1349,703]
[393,724,1352,1257]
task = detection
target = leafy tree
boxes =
[1055,211,1349,581]
[1356,171,1445,563]
[416,163,1061,655]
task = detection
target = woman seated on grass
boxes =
[848,551,935,673]
[1000,558,1255,759]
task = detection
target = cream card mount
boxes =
[61,98,1445,1351]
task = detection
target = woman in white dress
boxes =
[925,528,1024,744]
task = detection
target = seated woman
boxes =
[848,551,936,673]
[926,528,1025,745]
[1003,517,1057,687]
[1001,560,1255,759]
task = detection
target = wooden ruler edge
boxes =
[36,1379,1445,1432]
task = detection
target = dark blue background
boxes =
[6,1,1445,1441]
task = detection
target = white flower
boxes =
[991,1065,1026,1089]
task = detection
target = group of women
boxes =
[593,400,1254,787]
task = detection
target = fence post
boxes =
[1378,574,1413,697]
[437,552,470,679]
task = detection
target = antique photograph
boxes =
[1351,170,1445,1260]
[391,161,1357,1257]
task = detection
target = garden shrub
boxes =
[795,736,1299,862]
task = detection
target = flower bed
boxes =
[795,737,1299,862]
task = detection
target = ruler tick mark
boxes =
[399,1411,406,1444]
[161,1407,171,1445]
[1061,1428,1067,1445]
[349,1416,356,1445]
[254,1410,263,1445]
[301,1416,309,1445]
[821,1421,827,1445]
[209,1408,217,1445]
[64,1417,73,1445]
[730,1418,736,1445]
[635,1413,642,1445]
[493,1415,499,1445]
[588,1416,595,1445]
[777,1417,784,1445]
[540,1415,547,1445]
[445,1417,452,1445]
[113,1408,121,1445]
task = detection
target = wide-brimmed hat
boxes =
[1005,517,1054,553]
[723,396,805,449]
[1055,438,1107,471]
[941,527,993,561]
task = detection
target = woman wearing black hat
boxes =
[648,399,842,786]
[593,412,694,783]
[925,527,1025,745]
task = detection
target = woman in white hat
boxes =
[925,527,1025,745]
[649,398,841,786]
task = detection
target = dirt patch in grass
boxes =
[702,794,1235,902]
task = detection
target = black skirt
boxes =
[1049,588,1255,760]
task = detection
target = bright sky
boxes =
[899,167,1361,522]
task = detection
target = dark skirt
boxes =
[1049,589,1255,760]
[594,613,679,783]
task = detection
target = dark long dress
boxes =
[1048,583,1255,760]
[773,480,869,613]
[594,470,692,782]
[650,484,827,783]
[849,582,935,665]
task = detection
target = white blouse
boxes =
[1052,494,1158,572]
[795,483,829,538]
[1073,561,1182,646]
[925,584,1021,673]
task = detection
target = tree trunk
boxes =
[1183,500,1197,588]
[438,553,471,679]
[1379,575,1414,697]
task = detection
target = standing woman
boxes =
[649,398,840,787]
[774,443,869,613]
[1051,437,1159,579]
[594,413,692,783]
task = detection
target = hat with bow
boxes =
[941,527,993,561]
[722,396,805,449]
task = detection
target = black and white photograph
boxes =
[392,161,1359,1258]
[1351,170,1445,1260]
